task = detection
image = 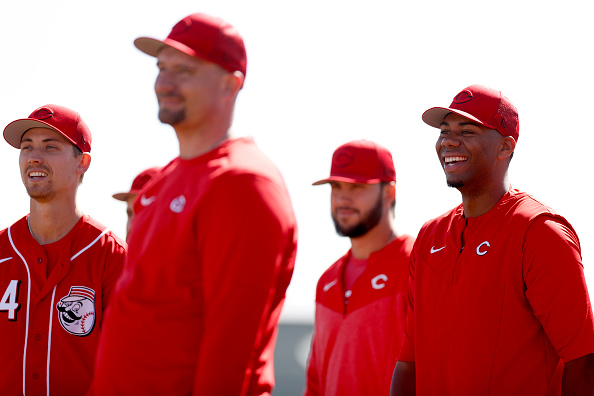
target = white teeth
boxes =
[445,156,467,163]
[29,172,47,177]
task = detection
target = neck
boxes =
[174,113,235,159]
[28,199,82,245]
[349,218,396,260]
[460,176,510,218]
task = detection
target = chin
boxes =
[446,178,464,189]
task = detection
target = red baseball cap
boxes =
[134,13,247,77]
[422,84,519,141]
[4,104,92,152]
[313,140,396,185]
[113,166,162,201]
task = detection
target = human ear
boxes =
[77,153,91,175]
[498,136,516,160]
[223,71,244,98]
[384,182,396,204]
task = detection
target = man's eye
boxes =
[177,67,194,75]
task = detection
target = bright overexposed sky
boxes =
[1,0,592,323]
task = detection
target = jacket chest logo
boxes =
[170,195,186,213]
[476,241,490,256]
[371,274,388,289]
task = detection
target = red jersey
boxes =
[398,188,594,395]
[305,235,414,396]
[0,215,126,396]
[91,138,298,395]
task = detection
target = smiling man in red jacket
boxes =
[391,85,594,395]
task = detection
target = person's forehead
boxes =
[156,46,208,66]
[330,180,380,188]
[21,127,70,143]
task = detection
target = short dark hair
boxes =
[73,145,85,183]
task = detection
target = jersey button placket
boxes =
[32,372,40,380]
[37,258,42,263]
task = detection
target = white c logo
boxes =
[476,241,490,256]
[371,274,388,290]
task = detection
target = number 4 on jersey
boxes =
[0,280,21,320]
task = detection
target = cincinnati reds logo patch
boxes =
[333,149,354,167]
[452,90,473,104]
[32,107,54,120]
[56,286,96,337]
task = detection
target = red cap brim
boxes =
[134,37,199,59]
[4,119,79,149]
[422,107,498,131]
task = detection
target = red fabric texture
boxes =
[399,188,594,395]
[90,138,297,396]
[305,235,414,396]
[0,215,126,395]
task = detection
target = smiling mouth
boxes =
[444,156,468,167]
[28,171,48,179]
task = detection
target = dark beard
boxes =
[332,193,383,238]
[447,180,464,188]
[158,108,186,126]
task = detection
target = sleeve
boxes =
[397,243,417,362]
[100,236,126,311]
[193,173,297,395]
[523,216,594,363]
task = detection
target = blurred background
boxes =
[1,1,592,394]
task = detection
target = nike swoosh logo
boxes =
[140,194,156,206]
[323,279,337,292]
[430,246,446,254]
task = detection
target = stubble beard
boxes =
[26,184,55,203]
[332,194,383,238]
[158,107,186,126]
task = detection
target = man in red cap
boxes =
[0,104,126,395]
[391,85,594,395]
[112,166,161,240]
[91,13,297,396]
[304,140,414,395]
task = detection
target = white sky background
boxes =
[0,0,592,323]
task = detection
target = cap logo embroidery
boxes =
[172,18,191,35]
[334,150,354,167]
[452,90,473,104]
[32,108,53,120]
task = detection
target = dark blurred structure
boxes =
[273,322,314,396]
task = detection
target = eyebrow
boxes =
[20,137,63,144]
